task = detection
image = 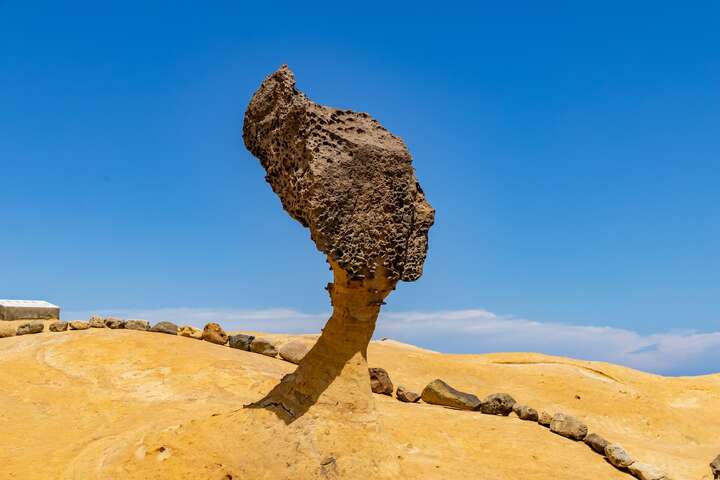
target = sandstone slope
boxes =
[0,328,717,479]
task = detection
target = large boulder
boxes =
[150,321,178,335]
[421,379,481,410]
[243,65,434,282]
[584,433,609,455]
[16,322,44,335]
[178,325,203,339]
[49,321,69,332]
[250,337,278,357]
[278,340,308,363]
[712,455,720,480]
[69,321,90,330]
[605,443,634,468]
[479,393,516,416]
[512,404,538,421]
[201,323,228,345]
[628,462,671,480]
[88,315,105,328]
[125,320,150,331]
[396,386,421,403]
[550,413,588,441]
[368,368,393,396]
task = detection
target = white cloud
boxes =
[63,307,720,376]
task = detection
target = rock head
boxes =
[243,65,434,281]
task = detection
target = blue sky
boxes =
[2,2,719,374]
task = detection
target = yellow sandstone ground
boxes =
[0,325,718,479]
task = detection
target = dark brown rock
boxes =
[368,368,393,395]
[243,65,434,281]
[150,321,178,335]
[421,379,481,410]
[201,323,228,345]
[479,393,516,416]
[228,333,255,351]
[49,321,68,332]
[584,433,609,455]
[396,385,420,403]
[16,322,44,335]
[712,455,720,480]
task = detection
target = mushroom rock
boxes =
[243,65,434,423]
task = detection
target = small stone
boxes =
[538,410,553,427]
[0,324,17,338]
[178,325,203,339]
[125,320,150,331]
[420,379,481,410]
[605,443,634,468]
[479,393,516,416]
[584,433,609,455]
[150,321,178,335]
[278,339,308,363]
[201,323,228,345]
[396,386,421,403]
[512,404,539,421]
[16,322,44,335]
[712,455,720,480]
[228,333,255,350]
[550,413,588,441]
[368,368,394,395]
[104,317,126,329]
[69,321,90,330]
[88,315,105,328]
[250,337,278,357]
[628,462,671,480]
[49,321,69,332]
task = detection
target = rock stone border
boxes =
[0,314,700,479]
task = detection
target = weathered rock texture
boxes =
[712,455,720,480]
[550,413,588,441]
[150,321,178,335]
[49,321,68,332]
[628,462,671,480]
[250,338,278,357]
[243,66,433,423]
[125,320,150,331]
[16,322,44,335]
[368,368,393,396]
[202,323,228,345]
[243,65,434,282]
[479,393,516,416]
[178,325,202,339]
[605,443,634,468]
[395,386,421,403]
[229,333,255,350]
[104,317,126,329]
[69,321,90,331]
[584,432,609,455]
[88,315,105,328]
[421,379,481,410]
[278,340,307,363]
[512,404,538,421]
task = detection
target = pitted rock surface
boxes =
[243,65,434,281]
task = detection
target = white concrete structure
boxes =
[0,300,60,321]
